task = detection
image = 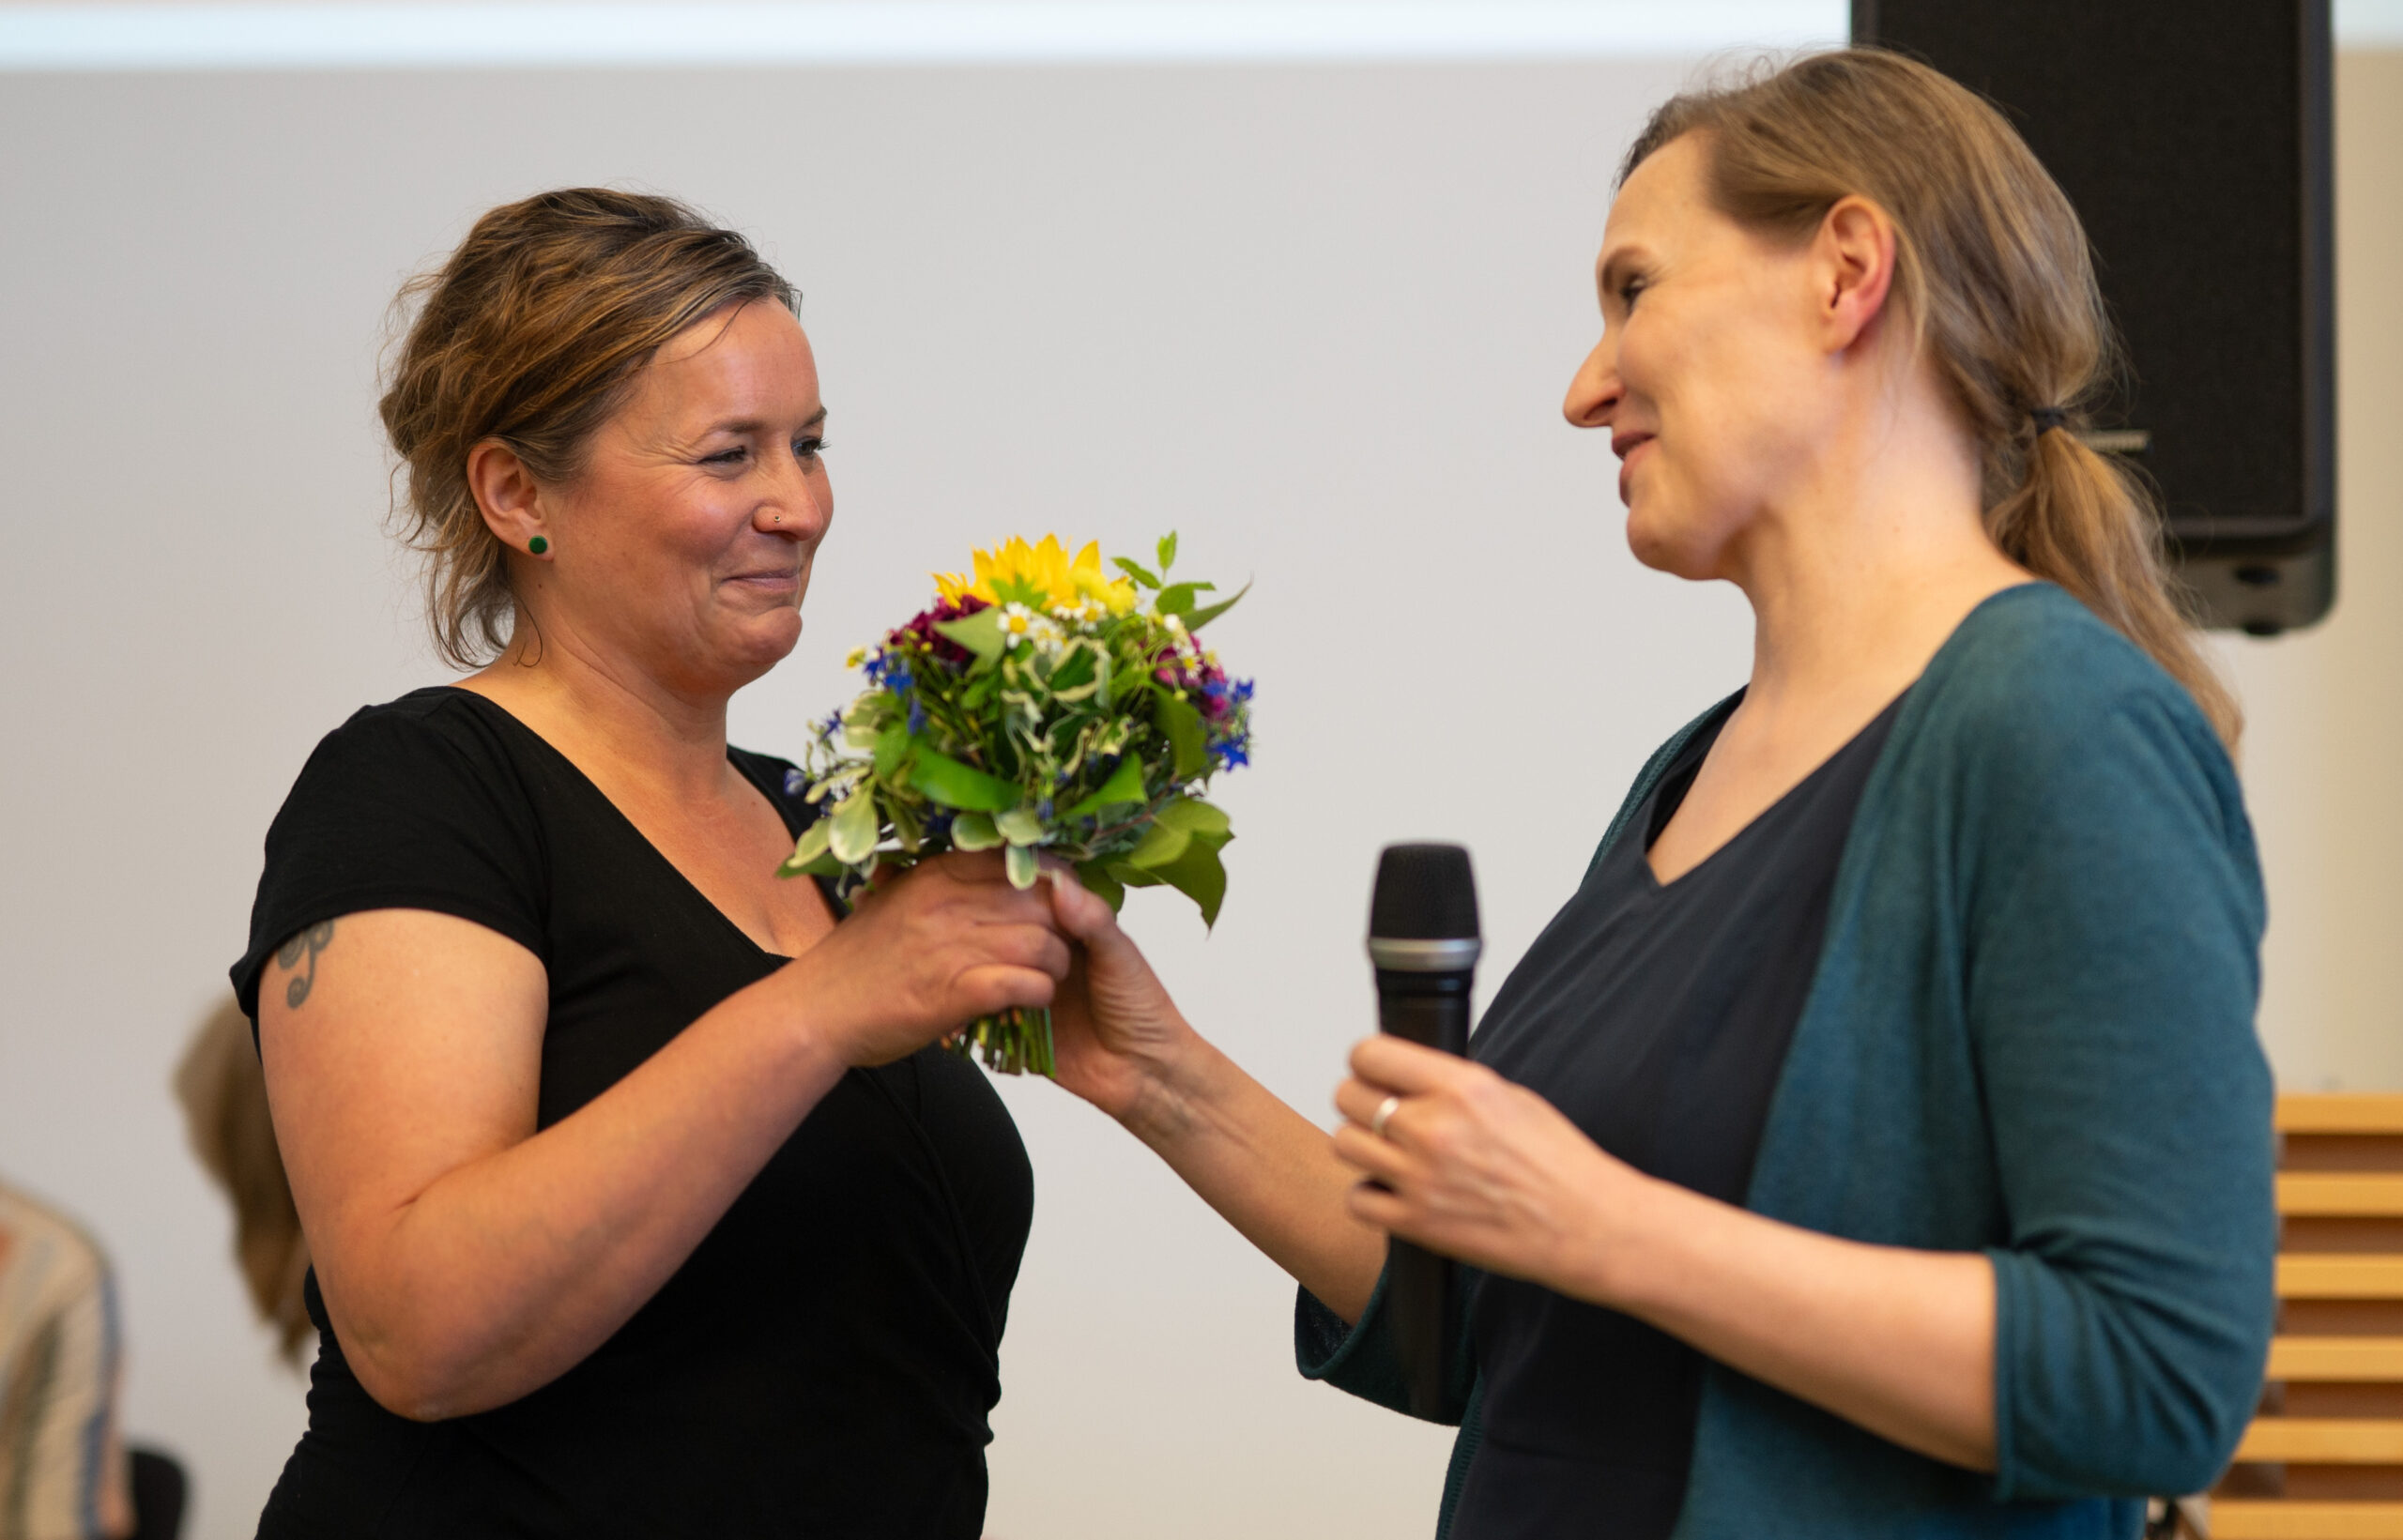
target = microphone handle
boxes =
[1376,969,1472,1420]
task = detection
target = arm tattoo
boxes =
[276,921,337,1009]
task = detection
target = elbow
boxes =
[330,1300,513,1423]
[2085,1340,2268,1498]
[346,1334,480,1424]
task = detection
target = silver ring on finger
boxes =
[1371,1094,1402,1140]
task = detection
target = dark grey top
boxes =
[1453,689,1906,1540]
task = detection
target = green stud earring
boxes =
[528,536,549,555]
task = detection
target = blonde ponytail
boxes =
[1994,425,2241,744]
[1625,49,2241,747]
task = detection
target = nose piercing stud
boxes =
[528,536,549,555]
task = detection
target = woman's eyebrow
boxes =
[1597,249,1645,299]
[704,405,830,436]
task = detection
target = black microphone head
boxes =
[1369,843,1480,940]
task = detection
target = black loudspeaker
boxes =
[1853,0,2335,634]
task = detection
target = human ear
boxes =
[1813,194,1899,354]
[465,439,553,556]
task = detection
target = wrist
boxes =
[1556,1163,1687,1312]
[764,955,868,1078]
[1113,1017,1225,1150]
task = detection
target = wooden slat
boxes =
[2237,1418,2403,1462]
[2283,1097,2403,1136]
[2213,1501,2403,1539]
[2285,1177,2403,1217]
[2286,1258,2403,1299]
[2272,1338,2403,1380]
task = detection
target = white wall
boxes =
[0,43,2394,1540]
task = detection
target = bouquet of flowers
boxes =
[779,534,1254,1075]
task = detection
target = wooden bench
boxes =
[2210,1094,2403,1539]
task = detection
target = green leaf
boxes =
[995,807,1048,846]
[1112,557,1162,589]
[934,607,1005,663]
[1046,645,1097,695]
[1186,578,1250,631]
[950,810,1003,851]
[776,819,834,877]
[1154,693,1209,783]
[907,746,1019,811]
[1004,842,1040,890]
[873,724,911,781]
[829,787,881,864]
[1075,861,1126,912]
[888,799,925,855]
[1107,861,1164,890]
[1146,833,1229,928]
[1155,580,1216,617]
[1125,818,1191,872]
[1062,756,1149,819]
[992,574,1048,608]
[1153,796,1231,839]
[1156,532,1178,573]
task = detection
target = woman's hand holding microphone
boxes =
[1332,1038,1662,1308]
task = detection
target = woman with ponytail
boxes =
[1037,46,2274,1538]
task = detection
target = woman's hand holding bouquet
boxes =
[782,534,1252,1075]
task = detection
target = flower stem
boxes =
[948,1004,1056,1076]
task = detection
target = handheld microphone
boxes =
[1366,842,1480,1420]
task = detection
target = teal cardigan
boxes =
[1297,584,2276,1537]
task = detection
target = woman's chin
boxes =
[1622,496,1733,584]
[699,610,804,689]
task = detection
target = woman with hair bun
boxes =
[232,189,1070,1538]
[1039,48,2274,1537]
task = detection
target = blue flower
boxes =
[888,665,915,695]
[1037,798,1054,821]
[815,709,843,743]
[784,767,809,797]
[908,695,927,736]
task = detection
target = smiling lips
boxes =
[1613,430,1656,504]
[727,567,803,596]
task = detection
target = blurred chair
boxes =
[174,997,311,1365]
[2211,1093,2403,1538]
[127,1445,186,1540]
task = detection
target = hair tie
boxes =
[2030,406,2070,435]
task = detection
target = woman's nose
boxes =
[1563,337,1621,429]
[758,450,832,539]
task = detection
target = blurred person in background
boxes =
[175,999,310,1365]
[0,1179,133,1539]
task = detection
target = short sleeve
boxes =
[231,693,549,1018]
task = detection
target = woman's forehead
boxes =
[1604,134,1707,247]
[639,302,819,419]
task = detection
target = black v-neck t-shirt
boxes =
[1449,690,1906,1540]
[231,687,1033,1540]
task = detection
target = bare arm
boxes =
[261,856,1067,1422]
[1333,1038,1995,1471]
[1045,877,1386,1322]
